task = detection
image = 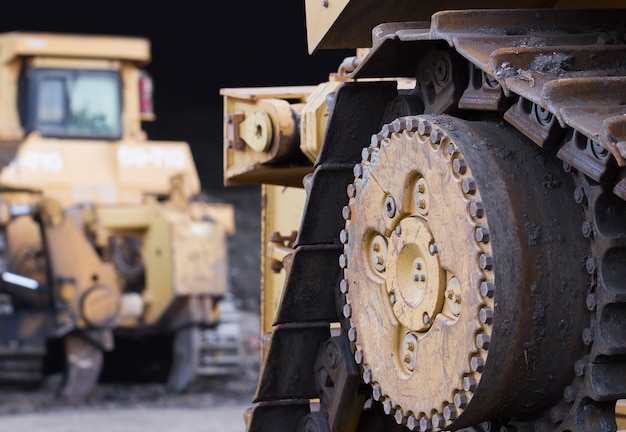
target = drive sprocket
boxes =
[341,115,589,430]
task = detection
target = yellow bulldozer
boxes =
[222,1,626,431]
[0,31,238,398]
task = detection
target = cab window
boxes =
[23,68,122,139]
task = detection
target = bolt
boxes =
[431,129,444,144]
[413,274,425,282]
[383,398,393,415]
[479,307,494,324]
[406,117,419,132]
[453,158,467,174]
[342,205,352,220]
[471,356,485,373]
[476,333,491,350]
[414,262,422,270]
[454,392,469,409]
[340,229,349,244]
[574,356,589,377]
[581,221,594,238]
[372,383,382,400]
[418,199,427,209]
[372,242,380,252]
[346,183,356,198]
[353,163,363,179]
[462,178,477,195]
[480,281,495,298]
[343,303,351,318]
[563,385,578,403]
[361,146,375,162]
[404,353,412,364]
[354,348,363,364]
[447,143,458,157]
[550,405,569,423]
[574,187,586,204]
[446,289,453,300]
[380,124,391,137]
[582,327,594,345]
[340,279,349,294]
[395,409,406,425]
[363,368,372,384]
[469,201,485,218]
[407,341,415,351]
[429,243,439,255]
[432,413,446,429]
[418,121,432,136]
[391,118,406,133]
[443,405,457,421]
[322,0,329,7]
[419,416,433,432]
[417,183,425,193]
[339,254,348,268]
[348,327,357,342]
[385,195,397,218]
[585,293,597,311]
[463,376,478,392]
[370,134,382,148]
[585,257,596,274]
[479,253,494,270]
[475,227,490,243]
[454,294,461,304]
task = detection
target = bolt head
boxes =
[476,333,491,350]
[480,281,495,298]
[453,392,468,409]
[469,201,485,218]
[462,178,477,195]
[384,195,397,218]
[453,158,467,174]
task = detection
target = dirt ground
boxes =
[0,186,264,431]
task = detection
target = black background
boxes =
[1,1,349,190]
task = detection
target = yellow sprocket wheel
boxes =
[340,115,589,430]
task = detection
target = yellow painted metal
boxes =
[0,32,150,64]
[300,81,342,162]
[304,0,622,53]
[617,400,626,430]
[343,120,491,424]
[95,198,232,326]
[221,86,315,186]
[0,135,200,207]
[260,185,307,341]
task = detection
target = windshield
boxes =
[25,69,122,139]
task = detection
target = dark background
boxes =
[0,1,348,190]
[0,1,351,309]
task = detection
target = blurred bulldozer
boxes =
[0,32,239,398]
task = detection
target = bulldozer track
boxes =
[247,8,626,432]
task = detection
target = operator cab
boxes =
[20,67,123,140]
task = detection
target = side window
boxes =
[37,78,65,123]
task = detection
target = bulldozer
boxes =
[0,31,239,398]
[222,1,626,431]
